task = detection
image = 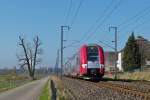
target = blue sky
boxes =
[0,0,150,68]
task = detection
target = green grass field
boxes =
[0,75,29,92]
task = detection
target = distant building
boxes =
[105,36,150,72]
[117,36,150,71]
[117,52,123,71]
[136,36,150,69]
[104,51,123,72]
[104,51,118,71]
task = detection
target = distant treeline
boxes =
[0,67,56,75]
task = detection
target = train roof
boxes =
[80,44,102,48]
[87,44,100,46]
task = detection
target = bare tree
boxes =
[18,36,42,80]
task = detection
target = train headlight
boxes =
[100,64,104,68]
[82,64,87,68]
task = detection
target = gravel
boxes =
[62,77,146,100]
[107,81,150,92]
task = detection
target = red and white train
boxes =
[64,44,105,80]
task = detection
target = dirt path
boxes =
[0,77,49,100]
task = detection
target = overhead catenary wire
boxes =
[118,5,150,27]
[78,0,115,43]
[123,14,150,37]
[65,0,121,56]
[119,6,150,33]
[98,40,115,50]
[131,14,150,31]
[92,0,122,36]
[64,0,84,45]
[65,0,73,25]
[133,16,150,33]
[117,5,150,40]
[83,0,122,43]
[70,0,84,27]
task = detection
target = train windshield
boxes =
[87,46,99,68]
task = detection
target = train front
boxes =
[80,44,105,80]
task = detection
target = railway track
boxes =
[95,82,150,100]
[65,77,150,100]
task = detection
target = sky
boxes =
[0,0,150,68]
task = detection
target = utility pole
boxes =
[60,26,70,79]
[109,26,118,79]
[141,43,143,71]
[140,38,146,71]
[55,49,59,76]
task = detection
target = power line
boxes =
[132,14,150,31]
[70,0,84,27]
[67,0,121,47]
[119,8,150,33]
[64,40,80,48]
[98,40,115,50]
[118,6,150,37]
[78,0,115,43]
[134,17,150,33]
[92,0,121,34]
[65,0,84,43]
[125,14,150,35]
[118,5,150,27]
[65,0,73,25]
[67,0,121,48]
[85,0,114,34]
[84,0,122,42]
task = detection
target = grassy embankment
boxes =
[117,71,150,81]
[39,80,51,100]
[51,76,68,100]
[104,71,150,81]
[40,76,68,100]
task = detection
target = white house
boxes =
[117,52,123,71]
